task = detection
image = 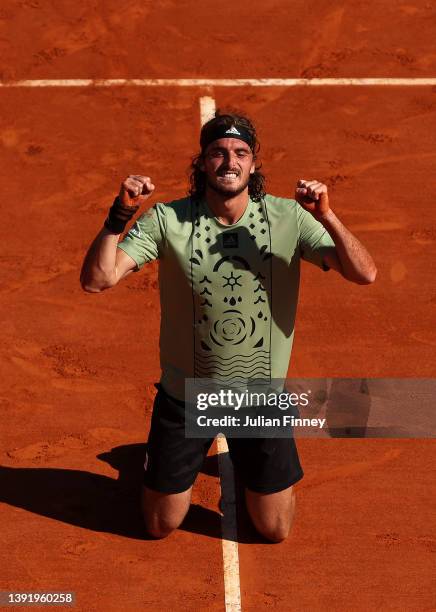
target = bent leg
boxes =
[245,485,296,543]
[141,485,192,539]
[227,436,303,542]
[141,386,215,538]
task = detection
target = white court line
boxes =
[199,94,241,612]
[199,95,216,125]
[216,434,241,612]
[2,77,436,88]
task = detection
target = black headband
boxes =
[201,124,254,151]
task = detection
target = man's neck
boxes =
[205,187,250,226]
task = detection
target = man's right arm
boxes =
[80,174,155,293]
[80,228,138,292]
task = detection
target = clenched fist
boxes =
[295,179,330,219]
[104,174,156,234]
[120,175,155,206]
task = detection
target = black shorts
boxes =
[143,385,304,494]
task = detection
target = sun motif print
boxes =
[190,197,273,386]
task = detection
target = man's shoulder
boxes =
[155,196,192,217]
[263,193,299,216]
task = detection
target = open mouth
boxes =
[217,171,240,181]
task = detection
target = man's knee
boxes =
[245,485,296,543]
[144,515,179,539]
[255,520,292,543]
[141,485,192,539]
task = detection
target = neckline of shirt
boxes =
[202,196,254,229]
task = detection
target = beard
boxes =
[206,174,251,198]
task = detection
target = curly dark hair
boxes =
[188,109,266,203]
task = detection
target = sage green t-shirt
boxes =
[117,194,335,401]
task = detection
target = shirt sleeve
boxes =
[296,202,336,271]
[116,203,167,271]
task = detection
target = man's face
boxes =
[200,138,255,197]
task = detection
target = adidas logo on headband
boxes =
[225,126,241,135]
[201,123,253,149]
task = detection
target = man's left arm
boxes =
[296,179,377,285]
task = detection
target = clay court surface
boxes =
[1,1,436,610]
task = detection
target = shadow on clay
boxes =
[0,444,267,543]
